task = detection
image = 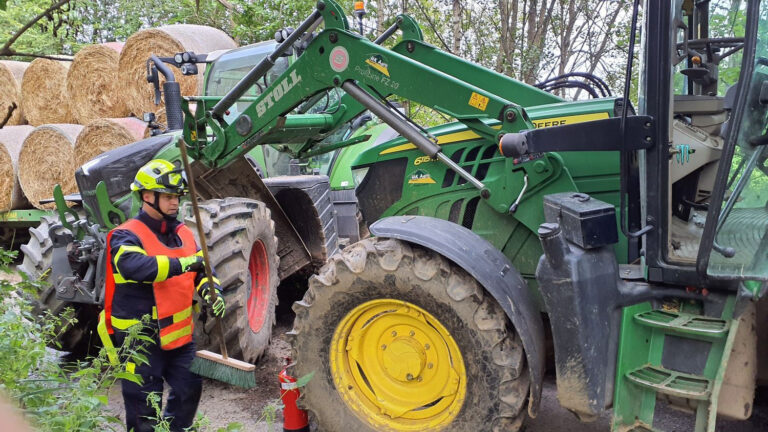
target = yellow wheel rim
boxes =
[330,299,466,431]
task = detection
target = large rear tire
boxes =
[183,197,280,363]
[18,214,99,354]
[291,237,529,431]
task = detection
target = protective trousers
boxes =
[115,327,202,432]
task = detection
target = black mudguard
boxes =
[370,215,546,417]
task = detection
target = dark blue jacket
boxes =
[109,210,213,320]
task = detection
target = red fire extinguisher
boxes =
[279,358,309,432]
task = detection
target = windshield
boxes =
[706,1,768,280]
[205,41,290,124]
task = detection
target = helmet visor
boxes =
[156,168,188,194]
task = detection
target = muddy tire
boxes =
[18,214,99,353]
[183,197,280,363]
[291,237,529,431]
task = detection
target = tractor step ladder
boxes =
[611,297,739,432]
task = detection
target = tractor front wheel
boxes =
[291,237,529,431]
[183,197,280,363]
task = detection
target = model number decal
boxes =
[414,156,433,166]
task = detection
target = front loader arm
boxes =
[184,0,534,197]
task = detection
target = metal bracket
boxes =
[499,115,656,158]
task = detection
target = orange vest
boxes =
[104,218,197,350]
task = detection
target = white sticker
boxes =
[330,46,349,73]
[281,381,298,390]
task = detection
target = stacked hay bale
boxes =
[67,42,130,124]
[18,124,83,209]
[0,126,35,211]
[118,24,236,124]
[4,24,236,213]
[0,61,29,126]
[75,117,149,167]
[21,58,73,126]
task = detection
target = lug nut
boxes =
[381,344,387,350]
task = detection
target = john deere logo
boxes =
[365,54,390,77]
[408,169,435,184]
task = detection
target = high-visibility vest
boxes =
[103,218,197,350]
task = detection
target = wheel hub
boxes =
[331,299,466,430]
[382,333,427,382]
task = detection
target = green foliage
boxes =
[0,248,148,431]
[0,0,82,57]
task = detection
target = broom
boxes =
[178,137,257,388]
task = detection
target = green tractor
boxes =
[17,38,389,359]
[164,0,765,430]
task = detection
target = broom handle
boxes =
[177,138,229,360]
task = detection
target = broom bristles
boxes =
[190,350,256,389]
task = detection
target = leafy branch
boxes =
[0,0,72,58]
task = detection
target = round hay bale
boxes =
[67,42,130,124]
[74,117,149,167]
[18,124,83,209]
[118,24,236,123]
[0,61,30,126]
[21,59,73,126]
[0,125,35,211]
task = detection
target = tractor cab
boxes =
[643,0,768,290]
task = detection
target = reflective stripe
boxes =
[172,307,192,324]
[111,315,140,330]
[112,273,138,284]
[155,255,170,282]
[97,311,118,365]
[196,276,221,291]
[159,306,192,328]
[113,245,147,268]
[160,324,192,347]
[152,306,158,319]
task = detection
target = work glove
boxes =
[199,282,226,318]
[178,250,204,273]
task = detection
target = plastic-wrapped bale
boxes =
[0,125,35,211]
[67,42,130,124]
[21,59,73,126]
[118,24,236,125]
[18,124,83,209]
[74,117,149,167]
[0,61,30,126]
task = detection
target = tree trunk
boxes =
[452,0,462,54]
[376,0,385,35]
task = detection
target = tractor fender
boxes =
[369,215,546,417]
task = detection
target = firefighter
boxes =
[96,159,226,432]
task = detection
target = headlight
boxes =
[351,167,369,187]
